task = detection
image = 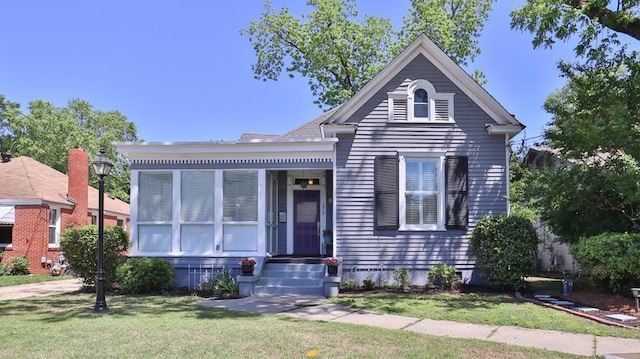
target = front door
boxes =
[293,190,320,255]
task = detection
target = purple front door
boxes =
[293,190,320,255]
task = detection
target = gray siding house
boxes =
[116,35,523,289]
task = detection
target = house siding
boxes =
[334,55,508,284]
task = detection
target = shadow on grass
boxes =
[0,292,261,323]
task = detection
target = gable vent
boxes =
[434,100,449,121]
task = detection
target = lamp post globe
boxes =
[91,148,113,314]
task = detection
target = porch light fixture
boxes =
[91,148,113,314]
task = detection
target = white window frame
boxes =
[48,207,61,246]
[388,79,455,123]
[398,152,446,231]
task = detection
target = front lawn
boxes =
[0,274,70,287]
[0,293,584,359]
[331,290,640,339]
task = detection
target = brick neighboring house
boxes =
[0,147,130,274]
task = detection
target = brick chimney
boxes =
[67,147,89,227]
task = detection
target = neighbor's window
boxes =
[137,172,173,252]
[48,208,59,245]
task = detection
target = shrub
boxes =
[392,267,410,291]
[0,263,10,276]
[362,278,376,291]
[201,266,238,298]
[428,263,459,290]
[570,232,640,295]
[341,278,358,290]
[60,225,129,288]
[470,214,538,290]
[116,257,175,294]
[10,256,30,275]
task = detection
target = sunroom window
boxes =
[137,172,173,252]
[222,170,258,251]
[180,171,215,254]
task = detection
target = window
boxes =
[387,79,454,122]
[0,226,12,246]
[400,155,445,230]
[223,170,258,251]
[414,89,429,118]
[375,154,468,231]
[137,172,173,252]
[49,208,59,245]
[180,171,215,254]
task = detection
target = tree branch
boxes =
[568,0,640,40]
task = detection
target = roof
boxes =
[324,34,524,134]
[0,156,129,216]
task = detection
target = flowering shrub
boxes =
[239,258,256,267]
[325,257,340,266]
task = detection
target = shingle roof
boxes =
[237,105,342,141]
[0,156,129,215]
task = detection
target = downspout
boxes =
[505,133,511,216]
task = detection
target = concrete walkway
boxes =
[2,280,639,358]
[198,295,640,358]
[0,278,83,300]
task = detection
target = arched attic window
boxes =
[387,79,455,122]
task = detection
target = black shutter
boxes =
[375,154,398,230]
[446,156,468,229]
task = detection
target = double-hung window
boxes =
[399,155,446,231]
[180,171,215,254]
[48,208,60,245]
[137,172,173,252]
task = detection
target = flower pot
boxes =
[327,265,338,276]
[241,266,254,276]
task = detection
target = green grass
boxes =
[0,274,71,287]
[331,290,640,339]
[0,293,586,359]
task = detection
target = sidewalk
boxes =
[199,295,640,358]
[0,278,83,300]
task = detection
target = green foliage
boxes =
[341,278,359,290]
[398,0,493,83]
[362,278,376,291]
[0,96,138,202]
[428,263,459,290]
[115,257,175,294]
[242,0,493,109]
[570,232,640,295]
[470,214,539,290]
[201,267,238,298]
[60,225,129,289]
[0,263,10,276]
[9,256,29,275]
[392,267,410,292]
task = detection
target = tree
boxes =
[0,96,138,202]
[241,0,494,109]
[511,0,640,56]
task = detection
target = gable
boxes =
[324,34,522,136]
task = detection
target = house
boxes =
[523,146,580,273]
[0,147,130,275]
[116,34,523,289]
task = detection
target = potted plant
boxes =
[325,257,340,276]
[239,257,256,276]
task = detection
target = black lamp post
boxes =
[91,148,113,314]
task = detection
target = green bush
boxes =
[570,232,640,295]
[60,225,129,289]
[362,278,376,291]
[428,263,459,290]
[10,256,30,275]
[116,257,175,294]
[0,263,10,276]
[470,214,539,290]
[341,278,358,290]
[201,266,238,298]
[392,267,410,291]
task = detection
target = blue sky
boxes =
[1,1,583,145]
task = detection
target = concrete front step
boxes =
[254,260,326,296]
